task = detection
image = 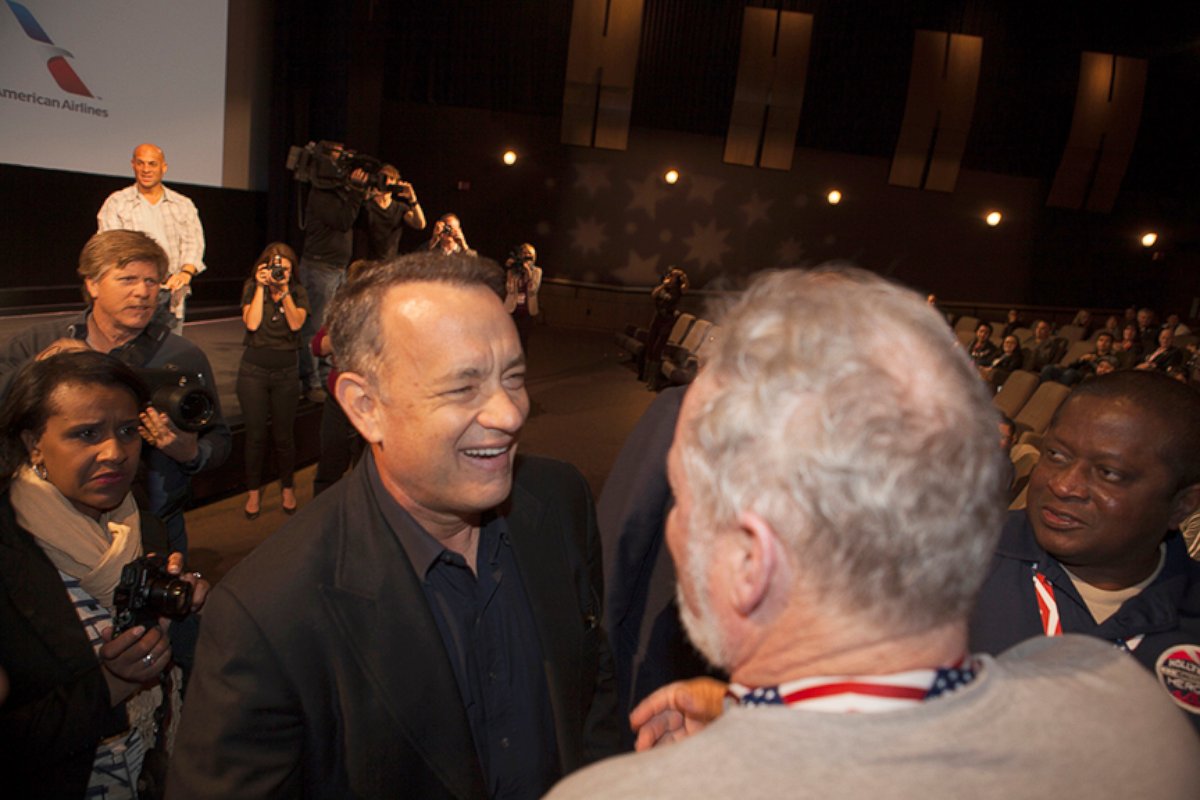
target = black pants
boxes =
[236,359,300,490]
[313,393,363,495]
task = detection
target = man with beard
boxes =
[546,269,1199,800]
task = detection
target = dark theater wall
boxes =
[2,0,1197,318]
[0,164,268,311]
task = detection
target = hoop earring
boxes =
[32,462,48,481]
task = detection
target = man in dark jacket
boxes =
[971,371,1200,733]
[169,253,620,799]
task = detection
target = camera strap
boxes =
[108,320,171,370]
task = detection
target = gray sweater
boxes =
[547,635,1200,799]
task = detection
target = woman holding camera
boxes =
[238,243,309,518]
[0,350,208,798]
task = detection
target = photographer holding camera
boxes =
[504,242,543,353]
[294,142,371,403]
[364,164,426,260]
[0,231,231,556]
[642,267,689,387]
[237,243,309,519]
[425,212,477,256]
[0,350,209,798]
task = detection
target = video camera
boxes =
[285,140,391,192]
[134,367,218,432]
[112,554,194,634]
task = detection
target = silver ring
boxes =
[142,653,154,667]
[190,571,202,580]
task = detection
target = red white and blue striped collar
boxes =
[727,656,981,713]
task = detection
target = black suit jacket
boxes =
[168,454,620,799]
[0,493,170,798]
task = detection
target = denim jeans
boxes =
[298,259,345,389]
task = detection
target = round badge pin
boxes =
[1155,645,1200,715]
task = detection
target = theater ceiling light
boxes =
[1141,232,1158,247]
[826,189,842,205]
[502,150,517,165]
[985,211,1002,227]
[664,168,680,184]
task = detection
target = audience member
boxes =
[236,243,309,519]
[296,142,370,402]
[967,321,999,366]
[1135,307,1158,351]
[0,231,231,554]
[1025,319,1068,372]
[999,308,1023,339]
[547,269,1200,799]
[1136,326,1184,373]
[1165,313,1192,337]
[503,243,543,354]
[1097,314,1120,339]
[1041,330,1116,386]
[1115,321,1144,367]
[0,351,208,797]
[169,253,620,799]
[97,143,205,333]
[979,333,1022,388]
[970,371,1200,734]
[1069,308,1093,336]
[363,164,425,260]
[998,413,1017,493]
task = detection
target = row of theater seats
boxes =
[993,370,1069,509]
[615,312,723,386]
[954,314,1199,353]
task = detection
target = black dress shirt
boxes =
[367,455,559,799]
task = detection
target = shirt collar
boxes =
[365,450,445,577]
[364,450,505,577]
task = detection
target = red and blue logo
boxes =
[5,1,94,97]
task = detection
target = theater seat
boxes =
[993,369,1038,418]
[1012,381,1071,440]
[1057,324,1085,343]
[616,313,696,361]
[1057,340,1093,367]
[662,323,722,386]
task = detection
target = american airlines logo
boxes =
[5,0,94,97]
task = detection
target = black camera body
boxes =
[112,555,193,634]
[286,140,385,191]
[269,254,288,283]
[134,367,218,432]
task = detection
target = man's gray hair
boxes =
[327,251,504,384]
[679,266,1005,633]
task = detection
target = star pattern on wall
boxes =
[627,172,670,220]
[574,163,611,198]
[687,173,723,204]
[568,215,609,256]
[776,236,804,265]
[611,248,661,285]
[740,191,773,227]
[681,218,731,272]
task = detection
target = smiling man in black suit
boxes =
[169,252,620,799]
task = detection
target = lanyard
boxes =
[1032,568,1144,652]
[728,657,978,713]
